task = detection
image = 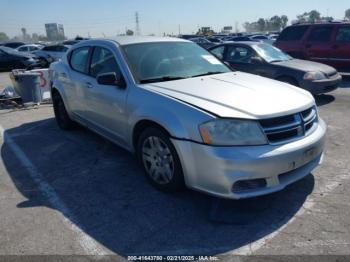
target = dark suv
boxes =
[275,22,350,71]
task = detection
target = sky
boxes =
[1,0,349,38]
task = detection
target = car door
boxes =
[0,50,8,70]
[82,45,128,145]
[64,46,92,118]
[0,50,17,70]
[224,45,267,75]
[332,25,350,69]
[304,25,334,64]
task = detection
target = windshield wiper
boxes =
[140,76,186,84]
[190,71,226,78]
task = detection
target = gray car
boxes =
[33,44,71,67]
[209,42,342,95]
[50,37,326,199]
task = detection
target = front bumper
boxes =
[302,74,342,95]
[172,119,327,199]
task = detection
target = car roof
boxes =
[290,21,350,27]
[221,41,261,46]
[80,36,189,46]
[19,44,43,47]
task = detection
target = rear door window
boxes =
[278,26,309,41]
[336,26,350,43]
[70,47,90,74]
[307,26,333,42]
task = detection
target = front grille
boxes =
[259,106,318,144]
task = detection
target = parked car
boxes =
[250,35,269,41]
[188,37,216,49]
[62,38,89,46]
[224,36,253,42]
[268,34,279,41]
[275,22,350,70]
[209,42,341,95]
[50,37,326,199]
[33,44,71,67]
[0,41,26,49]
[0,46,41,71]
[249,35,275,45]
[16,44,44,53]
[206,37,223,44]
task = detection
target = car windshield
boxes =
[122,42,230,83]
[253,43,292,63]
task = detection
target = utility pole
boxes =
[135,12,141,36]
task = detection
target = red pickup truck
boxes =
[275,22,350,71]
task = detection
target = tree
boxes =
[296,10,321,23]
[309,10,321,23]
[281,15,289,29]
[269,16,282,31]
[257,18,266,32]
[0,32,9,41]
[126,29,134,36]
[346,9,350,20]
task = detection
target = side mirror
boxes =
[251,57,264,64]
[97,72,124,87]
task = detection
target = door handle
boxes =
[85,82,93,89]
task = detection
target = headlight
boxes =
[199,119,267,146]
[303,71,326,81]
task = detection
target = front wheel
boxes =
[52,92,75,130]
[137,127,185,192]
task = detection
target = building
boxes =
[221,26,233,34]
[45,23,65,41]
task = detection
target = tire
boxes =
[137,127,185,192]
[52,91,75,130]
[276,76,299,87]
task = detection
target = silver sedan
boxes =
[50,37,326,199]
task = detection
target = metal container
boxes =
[10,70,42,104]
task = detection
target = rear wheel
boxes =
[137,127,185,192]
[52,91,75,130]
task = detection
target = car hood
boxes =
[141,72,315,119]
[13,52,35,59]
[275,59,337,75]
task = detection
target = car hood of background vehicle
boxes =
[142,72,314,119]
[13,52,36,59]
[274,59,337,75]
